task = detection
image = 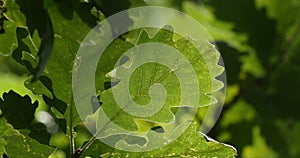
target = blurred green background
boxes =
[1,0,300,157]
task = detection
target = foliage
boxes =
[1,0,299,158]
[0,0,238,157]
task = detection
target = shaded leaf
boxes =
[0,90,37,129]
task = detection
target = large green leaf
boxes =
[89,27,224,136]
[72,25,231,156]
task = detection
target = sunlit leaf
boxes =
[82,122,237,157]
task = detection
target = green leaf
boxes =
[82,122,237,157]
[12,27,40,72]
[92,27,224,134]
[1,0,53,79]
[3,129,55,157]
[74,26,229,156]
[2,0,27,27]
[0,118,18,156]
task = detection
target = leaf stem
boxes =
[70,95,75,157]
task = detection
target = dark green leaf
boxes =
[0,90,37,129]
